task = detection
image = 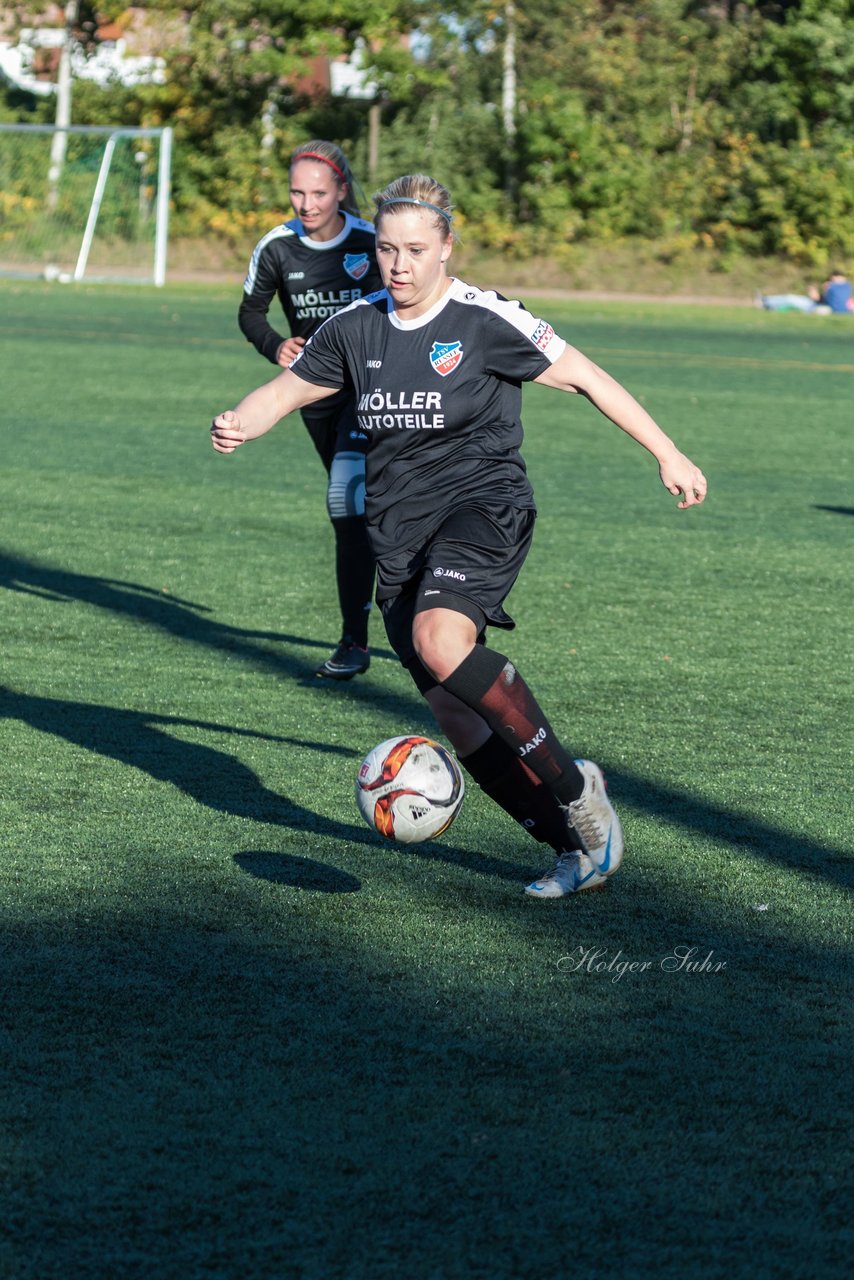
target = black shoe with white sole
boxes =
[315,638,370,681]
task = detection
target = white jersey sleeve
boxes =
[455,285,567,375]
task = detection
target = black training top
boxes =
[290,277,568,559]
[238,212,382,364]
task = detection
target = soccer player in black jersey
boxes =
[214,174,708,898]
[239,140,383,680]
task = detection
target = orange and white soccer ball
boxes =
[355,735,465,844]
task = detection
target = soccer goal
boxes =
[0,123,172,285]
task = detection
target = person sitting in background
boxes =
[760,270,852,314]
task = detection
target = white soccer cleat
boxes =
[524,849,608,898]
[563,759,624,878]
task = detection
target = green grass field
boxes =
[1,280,851,1279]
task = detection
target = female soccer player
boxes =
[239,140,383,679]
[215,174,708,898]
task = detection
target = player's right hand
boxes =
[210,409,246,454]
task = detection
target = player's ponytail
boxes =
[374,175,455,239]
[289,140,363,216]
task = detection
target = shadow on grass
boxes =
[2,682,850,894]
[603,764,852,891]
[0,685,534,888]
[0,684,365,836]
[813,505,854,517]
[236,841,539,891]
[1,552,848,891]
[0,877,849,1279]
[235,850,361,893]
[0,547,400,682]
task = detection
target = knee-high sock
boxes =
[331,515,375,647]
[441,646,585,805]
[460,732,582,851]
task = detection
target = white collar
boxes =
[298,212,353,250]
[387,277,461,330]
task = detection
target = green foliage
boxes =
[517,89,647,246]
[700,125,854,265]
[740,0,854,138]
[2,0,853,264]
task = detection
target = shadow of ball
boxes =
[235,850,361,894]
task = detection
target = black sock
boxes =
[442,646,585,804]
[331,515,375,648]
[461,733,582,851]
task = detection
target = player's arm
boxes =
[534,344,707,509]
[211,369,337,454]
[238,282,294,366]
[238,242,298,366]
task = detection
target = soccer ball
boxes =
[355,735,465,844]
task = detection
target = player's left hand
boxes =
[210,409,246,454]
[660,451,707,509]
[276,336,306,367]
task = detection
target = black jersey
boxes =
[238,212,382,365]
[290,277,567,560]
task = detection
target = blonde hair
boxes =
[373,174,454,238]
[289,140,361,216]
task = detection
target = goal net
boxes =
[0,123,172,285]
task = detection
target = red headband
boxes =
[292,151,346,182]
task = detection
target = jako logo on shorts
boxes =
[429,341,464,376]
[343,253,370,281]
[433,567,467,581]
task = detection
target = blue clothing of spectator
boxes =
[761,271,852,314]
[822,278,852,313]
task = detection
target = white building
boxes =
[0,26,165,96]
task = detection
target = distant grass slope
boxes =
[169,234,823,302]
[1,281,851,1280]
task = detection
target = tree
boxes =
[4,0,851,263]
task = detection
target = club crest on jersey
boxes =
[429,340,464,376]
[343,253,370,281]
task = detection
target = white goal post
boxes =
[0,123,172,285]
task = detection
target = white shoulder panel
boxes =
[243,221,299,293]
[453,278,566,363]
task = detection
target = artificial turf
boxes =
[1,280,851,1279]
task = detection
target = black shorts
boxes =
[380,503,536,691]
[301,395,369,474]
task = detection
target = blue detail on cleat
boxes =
[597,829,612,875]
